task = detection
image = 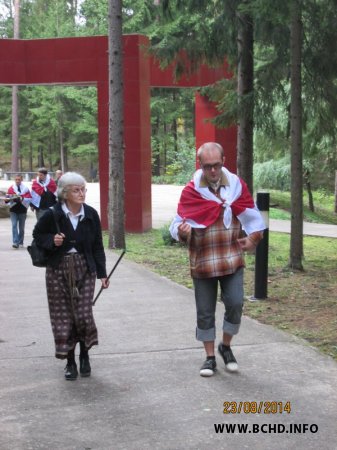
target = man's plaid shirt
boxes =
[187,174,262,279]
[188,209,246,279]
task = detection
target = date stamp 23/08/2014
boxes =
[223,401,292,415]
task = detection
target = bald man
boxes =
[170,142,265,377]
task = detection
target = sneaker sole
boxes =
[225,362,238,372]
[200,368,216,377]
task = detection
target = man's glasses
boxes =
[201,163,223,171]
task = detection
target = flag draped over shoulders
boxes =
[177,182,222,227]
[7,183,32,209]
[31,175,57,208]
[170,168,265,241]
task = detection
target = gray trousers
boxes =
[193,267,244,342]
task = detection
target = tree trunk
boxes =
[304,169,314,212]
[289,0,303,270]
[64,146,68,172]
[153,116,161,176]
[11,86,19,172]
[108,0,125,249]
[163,122,168,173]
[334,171,337,214]
[172,91,178,154]
[59,126,65,173]
[29,142,33,172]
[11,0,20,173]
[38,146,44,167]
[236,10,254,193]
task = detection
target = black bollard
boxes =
[254,192,269,299]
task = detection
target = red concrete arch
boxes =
[0,34,236,231]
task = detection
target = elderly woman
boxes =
[33,172,109,380]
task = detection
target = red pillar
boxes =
[123,35,152,232]
[97,80,109,229]
[195,92,237,173]
[98,35,152,231]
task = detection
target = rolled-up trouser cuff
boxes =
[223,319,240,336]
[196,326,216,342]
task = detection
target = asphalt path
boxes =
[1,181,337,450]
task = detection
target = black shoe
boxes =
[12,244,19,249]
[79,357,91,377]
[218,343,238,372]
[64,362,78,380]
[200,358,217,377]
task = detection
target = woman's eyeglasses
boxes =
[69,187,87,195]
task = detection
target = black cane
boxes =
[93,250,126,305]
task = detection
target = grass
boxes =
[269,189,337,224]
[107,229,337,362]
[105,189,337,362]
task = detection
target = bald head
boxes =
[197,142,225,184]
[197,142,224,161]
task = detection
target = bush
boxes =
[152,138,196,185]
[254,157,290,191]
[161,224,176,246]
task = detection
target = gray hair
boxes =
[197,142,224,160]
[57,171,86,202]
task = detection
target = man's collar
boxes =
[199,171,229,188]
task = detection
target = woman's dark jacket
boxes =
[33,202,107,279]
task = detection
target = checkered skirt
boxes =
[46,253,98,359]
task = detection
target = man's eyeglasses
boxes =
[201,163,223,171]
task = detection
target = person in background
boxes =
[55,169,63,186]
[31,168,57,220]
[32,172,109,381]
[5,174,32,249]
[170,142,265,377]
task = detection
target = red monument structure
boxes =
[0,34,236,231]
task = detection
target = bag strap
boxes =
[51,206,61,234]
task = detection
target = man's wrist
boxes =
[247,231,263,246]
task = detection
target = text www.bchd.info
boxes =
[214,423,318,434]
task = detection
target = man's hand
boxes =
[237,236,257,253]
[178,218,191,241]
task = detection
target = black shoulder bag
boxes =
[27,207,60,268]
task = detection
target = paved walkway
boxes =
[1,183,337,449]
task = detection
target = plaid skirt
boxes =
[46,253,98,359]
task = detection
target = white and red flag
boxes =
[170,168,265,240]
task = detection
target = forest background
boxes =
[0,0,337,197]
[0,0,337,359]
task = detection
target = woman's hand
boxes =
[54,233,65,247]
[100,278,110,289]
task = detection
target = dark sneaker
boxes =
[12,244,19,249]
[200,358,217,377]
[64,362,78,380]
[218,343,238,372]
[79,357,91,377]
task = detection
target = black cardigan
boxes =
[32,202,107,279]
